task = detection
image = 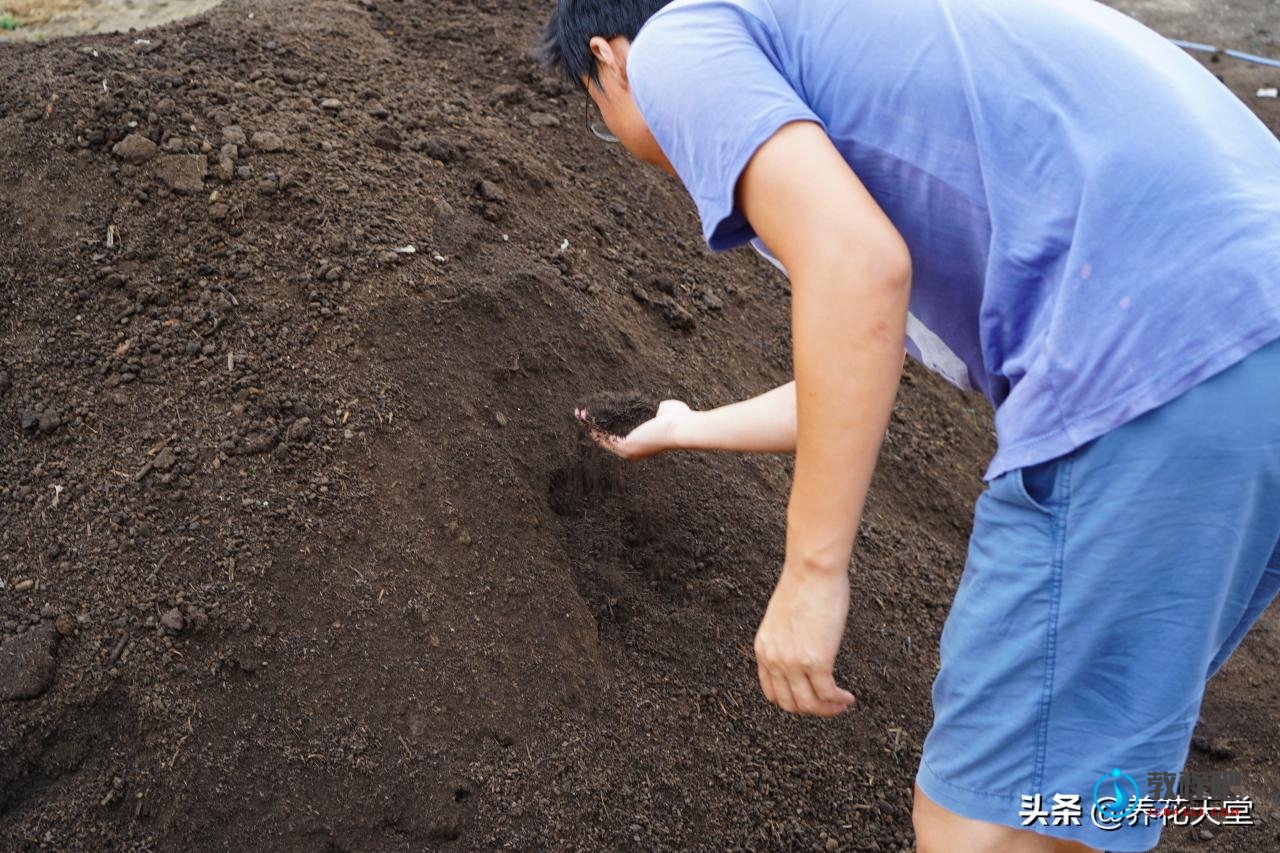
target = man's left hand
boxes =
[754,565,856,717]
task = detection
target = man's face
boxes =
[584,36,675,175]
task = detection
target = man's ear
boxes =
[588,36,617,80]
[588,35,631,89]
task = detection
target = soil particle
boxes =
[0,622,60,701]
[112,132,158,164]
[372,124,402,151]
[632,279,697,331]
[250,130,284,152]
[236,427,280,455]
[153,447,177,471]
[160,608,185,634]
[490,83,525,106]
[1192,735,1236,760]
[286,416,313,444]
[413,135,460,163]
[579,392,658,438]
[432,197,455,218]
[153,154,207,193]
[20,406,63,435]
[477,179,505,203]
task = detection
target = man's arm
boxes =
[577,381,798,459]
[674,380,797,453]
[581,344,906,459]
[739,120,911,717]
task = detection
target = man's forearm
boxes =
[785,251,910,576]
[673,381,797,453]
[724,117,912,718]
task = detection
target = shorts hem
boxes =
[915,759,1162,852]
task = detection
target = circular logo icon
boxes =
[1093,767,1141,821]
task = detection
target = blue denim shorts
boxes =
[916,336,1280,852]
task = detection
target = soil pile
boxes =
[1,1,1276,850]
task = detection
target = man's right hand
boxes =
[574,399,691,461]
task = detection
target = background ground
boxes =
[1,0,1278,851]
[0,0,222,40]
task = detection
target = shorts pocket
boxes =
[989,458,1061,516]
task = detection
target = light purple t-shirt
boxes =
[628,0,1280,480]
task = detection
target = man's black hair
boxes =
[535,0,673,92]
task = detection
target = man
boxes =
[538,0,1280,849]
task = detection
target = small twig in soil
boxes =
[107,635,129,665]
[168,731,190,769]
[214,282,239,306]
[200,315,221,338]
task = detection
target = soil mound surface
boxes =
[1,1,1277,849]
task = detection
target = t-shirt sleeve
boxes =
[628,2,825,251]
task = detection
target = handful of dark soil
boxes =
[577,392,658,438]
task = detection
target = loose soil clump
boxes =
[578,391,658,437]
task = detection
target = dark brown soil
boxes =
[579,391,658,437]
[1,2,1277,851]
